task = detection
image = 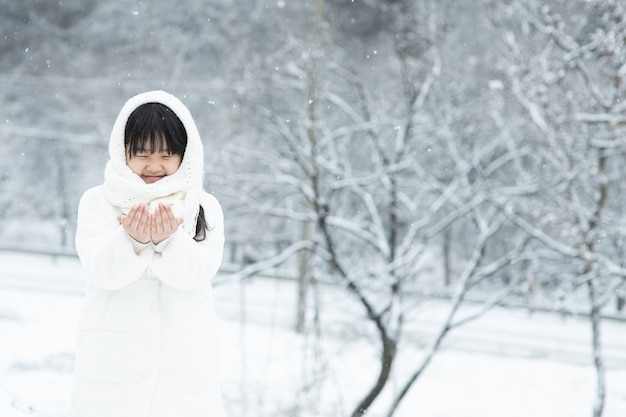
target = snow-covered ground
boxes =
[1,251,626,417]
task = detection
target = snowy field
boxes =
[1,251,626,417]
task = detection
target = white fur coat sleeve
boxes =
[75,185,224,290]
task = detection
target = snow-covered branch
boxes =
[498,202,580,258]
[224,240,316,282]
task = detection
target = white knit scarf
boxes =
[103,90,204,238]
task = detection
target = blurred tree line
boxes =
[1,0,625,416]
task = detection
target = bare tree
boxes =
[223,1,539,415]
[488,1,626,415]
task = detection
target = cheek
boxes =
[126,160,143,175]
[168,157,183,173]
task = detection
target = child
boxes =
[71,90,226,417]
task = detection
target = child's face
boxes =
[126,150,182,183]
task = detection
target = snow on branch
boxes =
[511,77,551,133]
[259,206,315,223]
[325,158,415,191]
[414,47,441,109]
[470,236,529,286]
[325,91,366,124]
[498,202,579,258]
[423,193,487,240]
[572,113,626,125]
[361,237,427,280]
[225,240,316,282]
[325,214,389,258]
[450,286,515,330]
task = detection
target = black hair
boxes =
[125,102,187,157]
[125,102,208,241]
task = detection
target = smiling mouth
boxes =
[142,175,164,183]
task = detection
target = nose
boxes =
[146,157,162,172]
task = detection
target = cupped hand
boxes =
[151,203,184,244]
[117,204,151,244]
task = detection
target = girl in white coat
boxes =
[71,90,226,417]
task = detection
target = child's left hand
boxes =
[151,203,184,245]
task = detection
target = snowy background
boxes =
[3,1,626,416]
[1,252,626,417]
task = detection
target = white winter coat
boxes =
[71,91,226,417]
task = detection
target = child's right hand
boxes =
[117,204,151,244]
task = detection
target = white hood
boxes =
[103,90,204,237]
